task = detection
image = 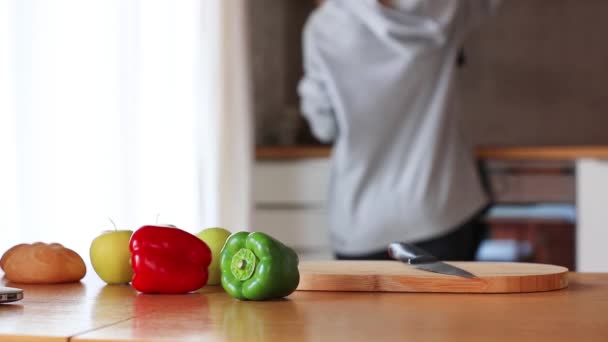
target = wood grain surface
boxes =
[2,270,608,341]
[297,261,568,293]
[0,274,137,342]
[476,146,608,161]
[255,145,608,161]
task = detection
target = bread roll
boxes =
[0,243,27,270]
[0,242,86,284]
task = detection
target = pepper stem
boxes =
[231,248,257,281]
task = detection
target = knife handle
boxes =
[388,242,438,265]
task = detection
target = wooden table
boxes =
[2,272,608,342]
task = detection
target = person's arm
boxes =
[297,16,338,143]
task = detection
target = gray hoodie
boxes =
[298,0,499,255]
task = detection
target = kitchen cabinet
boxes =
[576,159,608,272]
[252,158,332,260]
[478,146,608,271]
[485,217,576,270]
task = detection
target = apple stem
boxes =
[155,213,160,224]
[108,217,118,231]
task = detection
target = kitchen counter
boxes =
[256,145,608,160]
[2,271,608,341]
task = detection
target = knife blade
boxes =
[387,242,477,279]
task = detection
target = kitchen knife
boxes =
[388,242,477,279]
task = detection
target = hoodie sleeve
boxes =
[297,16,338,143]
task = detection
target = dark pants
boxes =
[335,208,488,261]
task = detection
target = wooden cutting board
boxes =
[296,261,569,293]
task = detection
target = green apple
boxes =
[196,227,231,285]
[90,230,134,284]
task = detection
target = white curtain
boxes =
[0,0,252,258]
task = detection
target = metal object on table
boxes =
[0,286,23,303]
[388,242,477,279]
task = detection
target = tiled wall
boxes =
[250,0,608,146]
[458,0,608,146]
[249,0,315,145]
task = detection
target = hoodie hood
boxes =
[330,0,459,45]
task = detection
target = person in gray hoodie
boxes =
[298,0,500,260]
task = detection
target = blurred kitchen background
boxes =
[2,0,607,272]
[250,0,608,270]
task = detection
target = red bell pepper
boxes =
[129,225,212,294]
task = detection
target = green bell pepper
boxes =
[220,231,299,301]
